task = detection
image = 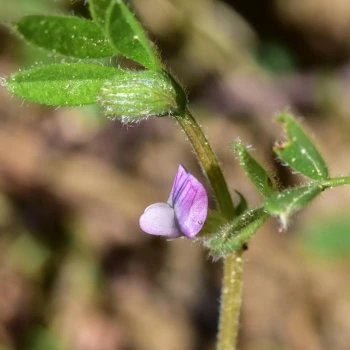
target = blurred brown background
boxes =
[1,0,350,349]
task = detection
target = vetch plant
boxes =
[2,1,350,349]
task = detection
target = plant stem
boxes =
[218,254,244,350]
[175,109,243,350]
[176,110,235,217]
[321,176,350,188]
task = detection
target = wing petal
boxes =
[139,203,182,238]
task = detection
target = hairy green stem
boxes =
[219,254,244,350]
[321,176,350,188]
[176,110,235,217]
[175,109,243,350]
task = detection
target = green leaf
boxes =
[203,207,269,257]
[99,70,179,122]
[264,184,322,229]
[274,112,329,180]
[4,63,123,106]
[89,0,111,28]
[15,15,116,59]
[233,141,277,197]
[106,0,161,69]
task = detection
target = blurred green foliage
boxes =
[256,42,296,75]
[0,0,58,21]
[301,214,350,260]
[6,233,50,277]
[26,327,59,350]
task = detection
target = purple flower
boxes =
[139,165,208,238]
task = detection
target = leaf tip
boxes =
[275,110,292,123]
[232,138,243,152]
[273,139,291,152]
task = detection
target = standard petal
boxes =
[167,164,189,206]
[174,174,208,238]
[139,203,182,238]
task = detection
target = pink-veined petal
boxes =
[173,174,208,238]
[139,203,182,238]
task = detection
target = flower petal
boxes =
[167,164,189,206]
[174,174,208,238]
[139,203,182,238]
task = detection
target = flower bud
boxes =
[98,70,182,123]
